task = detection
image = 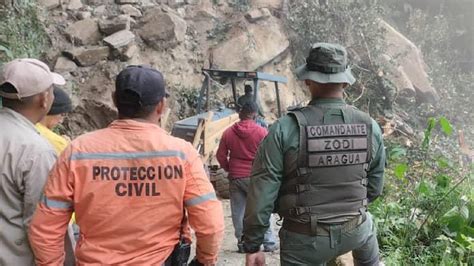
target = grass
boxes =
[0,0,48,64]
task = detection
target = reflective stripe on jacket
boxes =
[29,120,224,265]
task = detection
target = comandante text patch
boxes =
[306,123,369,167]
[307,124,367,138]
[92,165,183,197]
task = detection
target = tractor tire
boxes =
[210,168,230,199]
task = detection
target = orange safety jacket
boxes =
[29,120,224,265]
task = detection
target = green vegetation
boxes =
[403,10,474,146]
[0,0,48,64]
[176,87,201,120]
[286,0,388,116]
[370,117,473,265]
[207,22,232,43]
[288,1,473,264]
[229,0,250,12]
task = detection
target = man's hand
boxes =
[246,251,265,266]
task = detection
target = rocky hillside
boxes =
[2,0,440,138]
[26,0,296,135]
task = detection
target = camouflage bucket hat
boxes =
[295,43,356,85]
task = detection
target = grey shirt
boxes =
[0,108,57,265]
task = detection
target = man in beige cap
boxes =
[0,58,65,265]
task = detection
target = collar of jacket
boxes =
[109,119,165,132]
[0,107,39,133]
[309,98,346,106]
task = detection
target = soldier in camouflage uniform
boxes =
[242,43,386,266]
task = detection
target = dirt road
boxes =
[191,199,280,265]
[216,200,280,265]
[192,199,355,266]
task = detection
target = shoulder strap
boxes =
[289,110,308,172]
[289,106,325,175]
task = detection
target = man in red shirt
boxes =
[216,102,277,253]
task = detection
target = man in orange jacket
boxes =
[29,65,225,265]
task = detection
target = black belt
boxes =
[282,215,366,236]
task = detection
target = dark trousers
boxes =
[280,213,380,266]
[229,177,277,248]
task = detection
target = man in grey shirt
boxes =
[0,58,65,265]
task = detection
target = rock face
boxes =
[64,46,110,66]
[103,30,135,49]
[212,17,289,70]
[65,19,101,45]
[139,7,187,50]
[36,0,445,145]
[379,20,439,103]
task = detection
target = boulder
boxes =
[65,99,117,137]
[87,0,114,5]
[120,4,142,17]
[139,7,187,50]
[54,56,77,73]
[76,11,92,19]
[245,8,271,23]
[63,46,110,66]
[67,0,83,10]
[379,20,439,103]
[250,0,282,9]
[99,16,130,35]
[377,53,416,100]
[38,0,60,10]
[185,0,200,4]
[115,0,139,4]
[140,0,157,7]
[65,19,101,45]
[115,44,139,61]
[187,6,216,20]
[167,0,186,8]
[211,17,289,70]
[0,0,12,8]
[103,30,135,49]
[93,5,107,15]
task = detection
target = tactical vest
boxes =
[278,104,373,224]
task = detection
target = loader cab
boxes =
[197,69,288,118]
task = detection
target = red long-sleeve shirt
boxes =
[216,119,268,178]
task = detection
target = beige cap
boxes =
[0,58,66,99]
